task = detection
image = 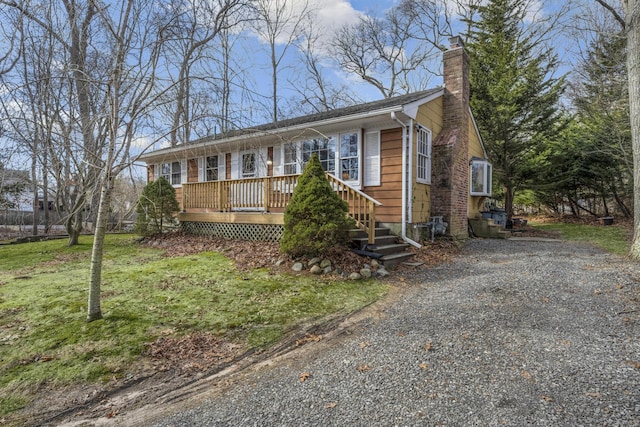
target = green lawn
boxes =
[0,235,388,419]
[530,220,631,256]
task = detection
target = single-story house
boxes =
[140,36,493,253]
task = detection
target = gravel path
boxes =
[150,239,640,426]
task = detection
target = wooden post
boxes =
[216,182,223,211]
[368,200,376,245]
[263,178,271,211]
[182,183,187,211]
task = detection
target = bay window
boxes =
[470,158,492,196]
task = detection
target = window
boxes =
[302,137,335,174]
[416,126,431,184]
[160,162,182,185]
[470,158,492,196]
[241,152,256,178]
[364,131,380,186]
[339,132,359,182]
[206,155,219,181]
[283,143,298,175]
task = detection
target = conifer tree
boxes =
[280,154,354,258]
[135,177,180,236]
[464,0,565,220]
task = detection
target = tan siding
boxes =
[225,153,232,180]
[363,128,403,223]
[187,159,199,182]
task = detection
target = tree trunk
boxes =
[627,0,640,258]
[87,173,113,322]
[67,211,82,246]
[504,184,514,220]
[31,151,38,236]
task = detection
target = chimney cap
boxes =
[449,36,464,49]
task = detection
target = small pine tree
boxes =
[135,176,180,236]
[280,154,354,258]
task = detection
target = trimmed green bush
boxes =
[280,154,355,257]
[135,176,180,236]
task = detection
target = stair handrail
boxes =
[325,173,382,245]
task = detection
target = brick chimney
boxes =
[430,36,471,239]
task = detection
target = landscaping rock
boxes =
[308,257,321,266]
[349,272,362,280]
[359,268,372,279]
[323,266,333,275]
[320,259,332,269]
[376,267,390,278]
[292,262,304,272]
[275,259,286,267]
[310,265,323,275]
[370,259,380,268]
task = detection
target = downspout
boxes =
[391,112,422,248]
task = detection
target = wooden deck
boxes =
[180,174,381,244]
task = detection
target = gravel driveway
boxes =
[148,239,640,426]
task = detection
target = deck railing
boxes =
[181,174,381,244]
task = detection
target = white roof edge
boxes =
[139,105,406,163]
[402,89,445,119]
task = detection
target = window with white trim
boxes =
[416,126,432,184]
[241,151,256,178]
[283,143,298,175]
[339,132,359,182]
[160,162,182,185]
[206,155,219,181]
[470,158,492,196]
[364,131,380,186]
[302,137,336,174]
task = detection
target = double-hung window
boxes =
[206,155,219,181]
[160,162,182,185]
[416,127,432,184]
[339,132,359,182]
[283,143,298,175]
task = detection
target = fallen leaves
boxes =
[625,360,640,369]
[145,332,243,373]
[295,333,322,347]
[324,402,337,409]
[358,341,370,349]
[423,341,433,351]
[419,362,428,370]
[299,372,311,382]
[357,364,371,372]
[520,370,534,382]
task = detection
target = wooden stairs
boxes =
[350,226,415,267]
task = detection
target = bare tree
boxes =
[158,0,246,146]
[251,0,310,123]
[331,3,441,98]
[287,15,362,114]
[0,3,22,76]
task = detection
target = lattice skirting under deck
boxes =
[181,221,284,242]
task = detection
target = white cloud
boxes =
[251,0,362,45]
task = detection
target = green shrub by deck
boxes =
[280,154,354,258]
[135,176,180,236]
